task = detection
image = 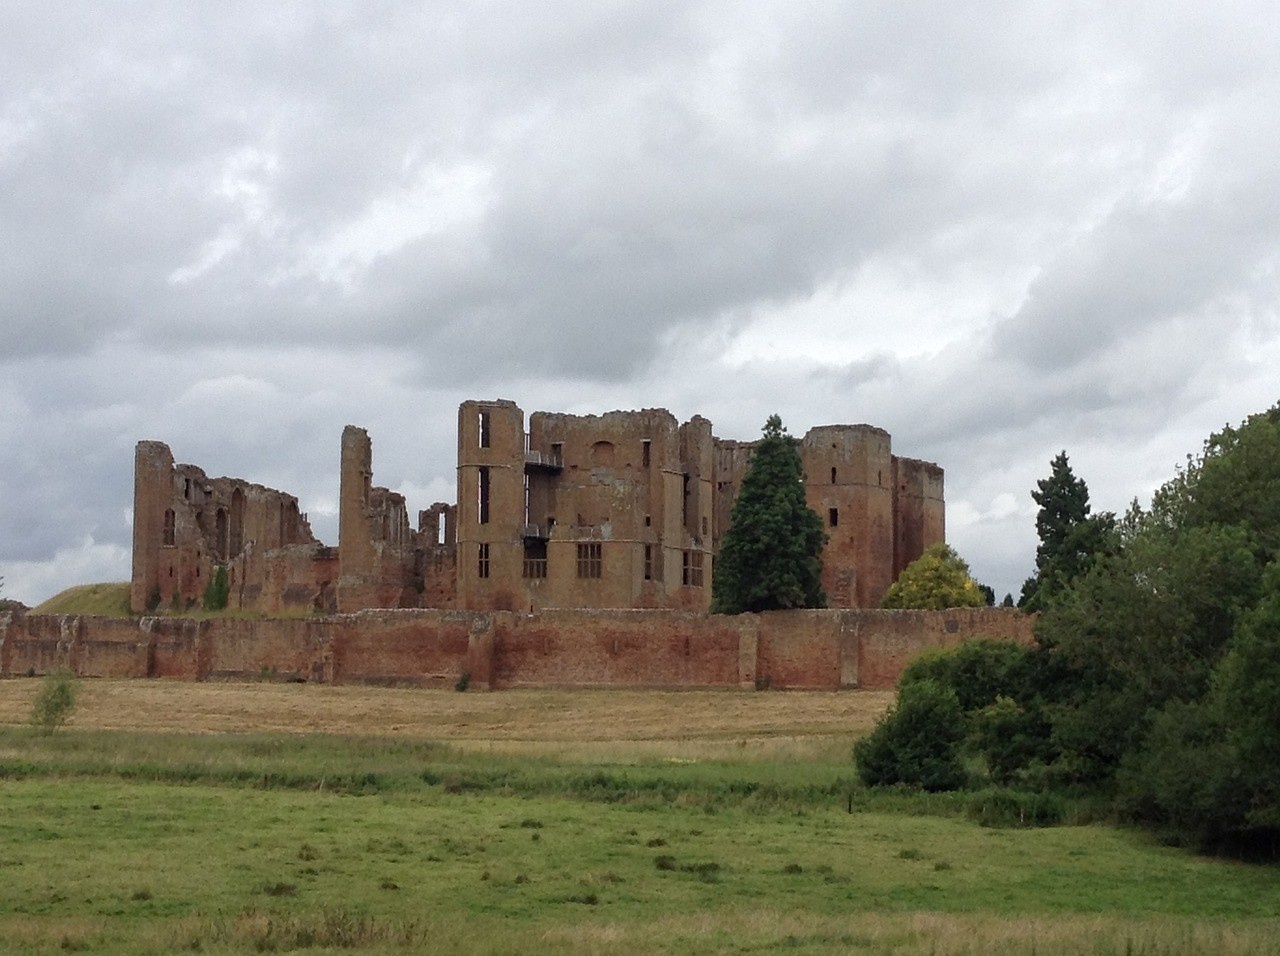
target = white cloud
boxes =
[2,0,1279,606]
[0,534,130,607]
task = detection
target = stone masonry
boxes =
[130,401,943,615]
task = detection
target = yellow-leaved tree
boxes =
[881,543,986,610]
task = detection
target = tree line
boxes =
[855,405,1280,858]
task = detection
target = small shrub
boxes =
[782,863,803,874]
[455,671,471,692]
[261,882,298,897]
[646,837,667,847]
[896,848,924,861]
[131,888,153,901]
[854,678,966,791]
[565,892,598,905]
[203,565,229,611]
[30,670,77,734]
[654,855,678,871]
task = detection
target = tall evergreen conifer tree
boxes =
[1019,451,1114,610]
[711,415,826,613]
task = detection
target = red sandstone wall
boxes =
[755,610,847,689]
[493,609,742,689]
[854,607,1037,689]
[203,618,328,682]
[329,611,471,687]
[0,606,1036,691]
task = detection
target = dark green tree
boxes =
[854,678,967,791]
[1019,452,1115,611]
[203,565,230,612]
[711,415,826,613]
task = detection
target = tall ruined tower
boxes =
[455,400,526,611]
[130,441,175,613]
[337,425,377,612]
[800,426,896,608]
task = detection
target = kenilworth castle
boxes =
[131,400,943,616]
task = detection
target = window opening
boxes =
[479,410,491,448]
[576,542,602,579]
[162,509,176,546]
[682,550,704,587]
[183,478,191,499]
[478,467,490,524]
[642,440,651,468]
[644,544,653,581]
[523,539,547,579]
[477,543,490,579]
[829,508,839,527]
[831,467,837,483]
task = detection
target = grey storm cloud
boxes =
[2,0,1279,603]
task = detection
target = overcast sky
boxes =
[2,2,1278,606]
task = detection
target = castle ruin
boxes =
[130,400,943,616]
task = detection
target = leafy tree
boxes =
[881,543,986,610]
[854,678,966,791]
[711,415,826,613]
[30,669,77,734]
[203,565,230,612]
[1019,452,1115,611]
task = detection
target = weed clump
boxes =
[30,669,77,734]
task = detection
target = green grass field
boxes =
[0,681,1277,954]
[30,582,132,617]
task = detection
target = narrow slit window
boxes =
[644,544,653,581]
[477,542,490,579]
[831,467,837,483]
[479,410,491,448]
[478,467,490,524]
[642,440,651,468]
[829,508,839,527]
[162,509,176,546]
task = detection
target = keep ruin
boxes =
[130,401,944,616]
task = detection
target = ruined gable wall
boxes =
[131,441,324,614]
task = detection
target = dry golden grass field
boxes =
[0,679,894,762]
